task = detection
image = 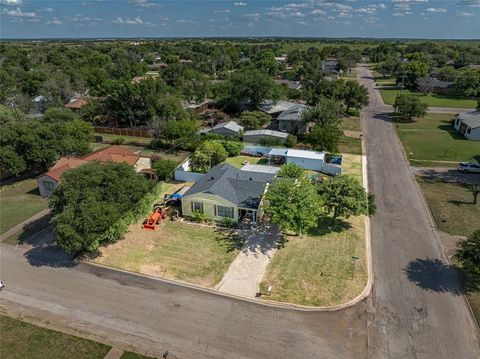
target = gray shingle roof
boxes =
[243,129,289,139]
[212,120,244,133]
[183,163,275,209]
[458,113,480,129]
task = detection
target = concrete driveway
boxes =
[216,223,282,297]
[412,167,480,185]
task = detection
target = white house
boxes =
[454,113,480,141]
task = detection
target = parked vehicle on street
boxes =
[457,162,480,174]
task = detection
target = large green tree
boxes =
[343,81,369,112]
[189,140,228,173]
[49,162,152,253]
[457,229,480,275]
[394,94,428,121]
[264,177,322,235]
[238,111,271,130]
[318,175,368,223]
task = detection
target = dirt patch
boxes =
[343,130,362,139]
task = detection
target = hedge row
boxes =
[98,182,163,244]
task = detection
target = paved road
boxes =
[358,64,480,359]
[0,243,368,359]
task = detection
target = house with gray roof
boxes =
[210,120,244,137]
[259,100,310,134]
[454,112,480,140]
[181,163,275,222]
[243,129,289,144]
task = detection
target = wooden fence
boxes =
[94,127,153,138]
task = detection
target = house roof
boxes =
[243,129,289,139]
[259,100,302,115]
[321,60,341,74]
[183,163,275,209]
[65,98,89,109]
[267,148,325,160]
[40,146,141,183]
[458,112,480,129]
[241,164,280,174]
[417,77,455,89]
[274,79,302,90]
[212,120,244,133]
[276,105,308,122]
[83,145,140,166]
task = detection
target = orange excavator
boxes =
[143,206,168,230]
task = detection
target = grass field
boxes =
[3,213,52,245]
[0,179,49,235]
[0,316,111,359]
[93,183,241,287]
[380,88,477,108]
[394,113,479,166]
[417,177,480,236]
[224,155,267,168]
[338,135,362,155]
[121,352,152,359]
[260,153,367,306]
[96,133,152,146]
[340,117,362,132]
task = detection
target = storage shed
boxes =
[243,129,289,144]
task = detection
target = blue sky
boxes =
[1,0,479,39]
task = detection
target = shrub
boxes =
[152,159,177,181]
[214,139,243,157]
[238,111,271,130]
[286,134,297,148]
[190,140,228,173]
[277,163,304,178]
[191,210,207,223]
[221,217,237,228]
[112,137,126,145]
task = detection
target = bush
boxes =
[213,139,243,157]
[238,111,271,130]
[221,217,237,228]
[191,210,207,223]
[152,159,177,181]
[286,134,297,148]
[277,163,304,178]
[457,229,480,275]
[190,140,228,173]
[112,137,125,145]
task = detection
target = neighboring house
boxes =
[183,99,216,114]
[243,129,289,144]
[274,79,302,90]
[131,72,159,84]
[37,146,151,197]
[321,60,343,78]
[417,77,455,95]
[181,163,275,223]
[266,148,325,171]
[210,120,244,137]
[259,100,310,134]
[33,95,46,113]
[65,98,89,111]
[454,113,480,141]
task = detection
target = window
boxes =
[215,205,233,218]
[43,181,55,194]
[191,201,203,213]
[466,127,471,135]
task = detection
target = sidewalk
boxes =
[216,223,282,297]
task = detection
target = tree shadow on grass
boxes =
[19,215,76,268]
[403,258,464,295]
[308,216,352,237]
[214,227,245,253]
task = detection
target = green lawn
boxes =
[91,143,190,163]
[0,316,111,359]
[380,88,477,108]
[0,179,49,235]
[417,177,480,236]
[224,155,268,168]
[340,117,362,132]
[260,153,367,306]
[394,113,480,166]
[95,133,152,146]
[3,214,52,245]
[121,352,153,359]
[338,136,362,155]
[453,258,480,326]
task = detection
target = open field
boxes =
[417,177,480,236]
[93,182,241,287]
[260,153,367,306]
[0,179,49,235]
[0,315,111,359]
[394,113,479,166]
[224,155,268,168]
[380,88,477,108]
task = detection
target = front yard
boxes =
[260,152,367,306]
[93,182,242,287]
[394,113,479,167]
[0,179,49,235]
[224,155,268,168]
[380,88,477,108]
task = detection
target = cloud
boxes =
[234,2,247,6]
[0,0,22,6]
[213,9,231,13]
[80,1,87,6]
[128,0,162,9]
[176,19,195,24]
[457,0,480,7]
[42,7,54,12]
[47,17,62,25]
[311,9,326,15]
[114,16,149,25]
[456,10,475,15]
[290,11,305,17]
[2,7,36,17]
[70,15,103,22]
[426,8,447,13]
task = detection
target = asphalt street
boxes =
[0,65,479,359]
[358,64,480,359]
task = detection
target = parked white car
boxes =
[458,162,480,174]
